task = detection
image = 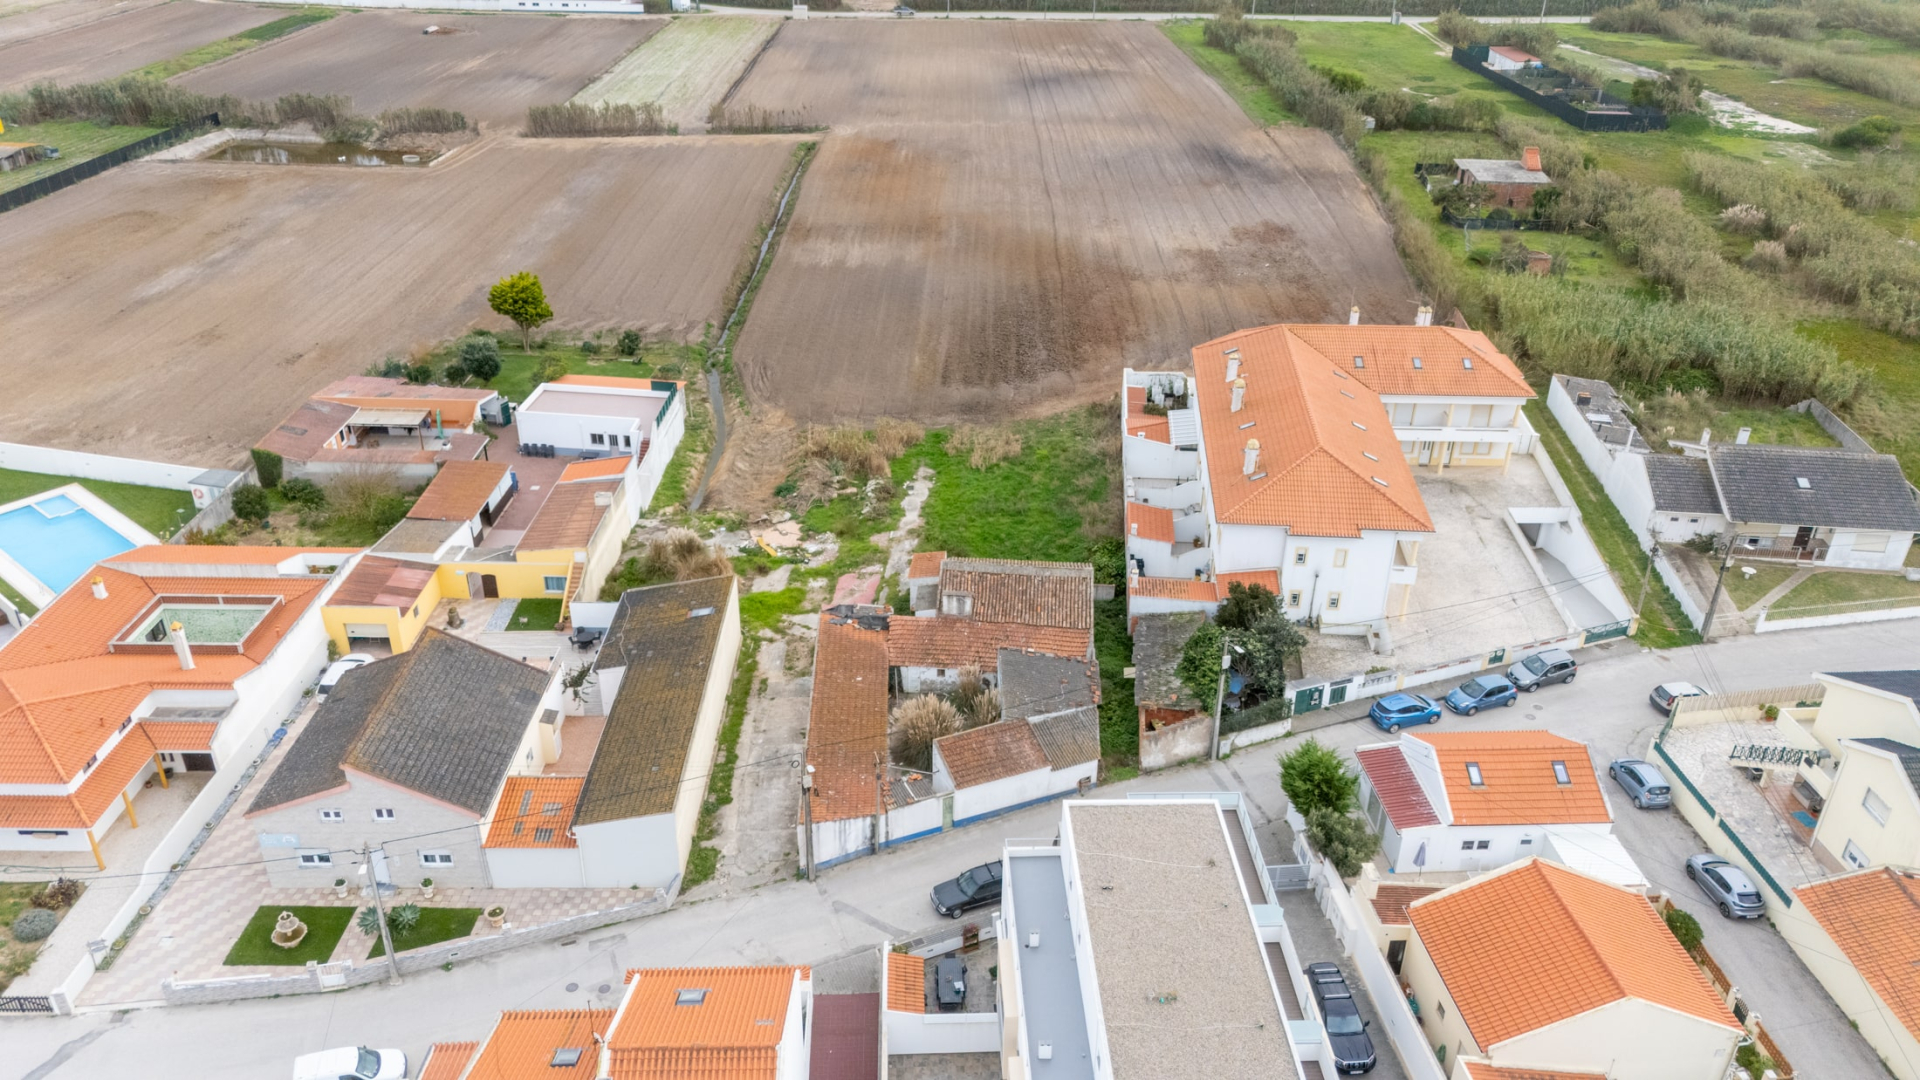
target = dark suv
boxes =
[1303,962,1376,1074]
[931,861,1002,918]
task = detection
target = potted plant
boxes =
[486,905,505,929]
[334,877,349,899]
[420,877,436,900]
[1761,703,1780,722]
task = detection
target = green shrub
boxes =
[1665,907,1704,952]
[1177,622,1225,703]
[275,92,374,142]
[525,101,671,137]
[1216,581,1278,630]
[1735,1041,1774,1078]
[229,484,270,523]
[457,335,502,382]
[1312,65,1367,94]
[1280,738,1359,816]
[250,448,283,489]
[1090,535,1125,586]
[388,903,421,934]
[1831,115,1902,150]
[375,106,466,136]
[1305,808,1380,877]
[12,907,57,943]
[617,329,642,357]
[356,906,382,936]
[279,478,326,509]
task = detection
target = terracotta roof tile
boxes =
[141,720,217,751]
[886,951,924,1013]
[518,480,618,552]
[255,398,356,459]
[486,776,584,848]
[1126,414,1171,443]
[468,1010,612,1078]
[885,616,1089,671]
[609,966,804,1080]
[807,615,891,823]
[1462,1063,1606,1080]
[409,460,510,522]
[1795,867,1920,1042]
[935,720,1050,789]
[1214,570,1279,600]
[1408,730,1610,826]
[938,559,1093,630]
[560,456,632,482]
[1284,324,1533,399]
[418,1042,477,1080]
[810,993,880,1080]
[104,545,357,566]
[905,551,946,581]
[1127,576,1218,603]
[1126,502,1175,543]
[1409,859,1739,1047]
[328,555,434,611]
[1356,745,1440,829]
[1370,883,1442,925]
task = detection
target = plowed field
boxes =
[728,21,1415,422]
[175,10,663,129]
[0,135,803,462]
[0,0,281,90]
[0,0,169,50]
[574,15,779,132]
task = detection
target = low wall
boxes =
[885,1010,1000,1055]
[0,441,214,490]
[569,601,619,631]
[1755,602,1920,634]
[1140,713,1211,771]
[1791,399,1877,455]
[1223,716,1293,754]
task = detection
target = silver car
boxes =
[1508,648,1577,692]
[1685,854,1765,919]
[1650,681,1709,714]
[1608,758,1671,809]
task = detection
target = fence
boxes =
[1440,208,1554,231]
[1452,48,1667,132]
[0,114,220,214]
[1755,596,1920,633]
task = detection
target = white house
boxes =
[1791,867,1920,1080]
[1483,45,1544,71]
[1121,317,1538,631]
[1357,729,1643,886]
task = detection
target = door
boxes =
[941,794,955,831]
[1442,441,1455,466]
[1294,684,1326,715]
[466,572,482,598]
[1387,939,1407,974]
[1417,442,1433,466]
[481,575,499,598]
[181,753,215,772]
[1328,680,1349,706]
[1793,526,1814,550]
[370,849,392,892]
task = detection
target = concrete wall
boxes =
[1808,678,1920,751]
[0,441,216,490]
[1214,525,1407,627]
[1494,997,1739,1080]
[630,391,686,515]
[1812,747,1920,870]
[885,1010,1001,1055]
[1141,713,1211,771]
[574,812,679,889]
[486,845,585,889]
[952,763,1093,826]
[250,778,490,890]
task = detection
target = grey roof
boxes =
[1029,705,1101,770]
[248,630,548,816]
[1131,612,1206,711]
[1646,454,1722,515]
[1455,157,1552,185]
[1558,375,1649,454]
[371,517,465,555]
[1708,444,1920,531]
[1852,738,1920,801]
[1826,670,1920,706]
[998,648,1098,721]
[578,576,735,825]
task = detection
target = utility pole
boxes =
[360,842,401,986]
[801,764,816,882]
[1636,543,1659,618]
[870,753,884,857]
[1210,648,1231,761]
[1701,537,1738,643]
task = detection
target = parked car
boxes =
[1609,758,1672,809]
[935,956,967,1011]
[1444,675,1518,716]
[1685,854,1766,919]
[292,1047,406,1080]
[931,860,1002,918]
[1508,648,1577,692]
[317,654,376,697]
[893,4,916,13]
[1302,963,1376,1074]
[1650,681,1709,714]
[1367,693,1440,733]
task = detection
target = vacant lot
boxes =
[575,15,779,131]
[0,0,282,90]
[0,134,803,462]
[0,119,160,193]
[729,22,1415,422]
[177,10,663,129]
[0,0,169,49]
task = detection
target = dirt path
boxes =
[699,630,815,898]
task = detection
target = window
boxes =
[1293,548,1308,566]
[1351,421,1367,431]
[83,753,98,773]
[1352,356,1365,369]
[1436,1001,1446,1020]
[420,850,453,866]
[1287,591,1302,608]
[676,988,710,1006]
[590,433,606,445]
[1461,356,1474,370]
[1843,839,1868,869]
[373,808,395,822]
[1461,841,1476,851]
[534,827,556,843]
[319,809,344,823]
[1465,762,1484,786]
[1326,592,1341,610]
[1854,532,1890,554]
[551,1049,584,1068]
[1363,451,1379,461]
[1520,837,1533,846]
[1864,788,1891,826]
[298,849,332,867]
[543,802,563,816]
[1475,840,1491,850]
[1551,760,1571,786]
[543,575,567,593]
[1333,549,1349,568]
[622,435,632,448]
[1411,356,1423,369]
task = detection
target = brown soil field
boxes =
[0,0,169,50]
[0,0,281,90]
[175,11,664,130]
[0,134,804,463]
[727,21,1416,423]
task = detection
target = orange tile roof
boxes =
[315,376,495,427]
[486,776,584,848]
[517,480,618,552]
[885,616,1089,670]
[936,720,1050,788]
[938,559,1093,630]
[1128,576,1218,603]
[1126,502,1175,543]
[141,720,216,751]
[886,951,924,1013]
[1213,570,1280,600]
[1795,867,1920,1042]
[468,1010,612,1079]
[1126,414,1171,443]
[1462,1063,1606,1080]
[1195,326,1433,537]
[1407,730,1610,826]
[1370,883,1442,925]
[807,615,891,823]
[1356,745,1440,829]
[1283,324,1535,399]
[418,1042,477,1080]
[1409,859,1739,1047]
[328,555,435,611]
[609,966,804,1080]
[560,456,633,483]
[409,460,510,522]
[906,551,947,582]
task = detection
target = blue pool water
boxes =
[0,495,136,593]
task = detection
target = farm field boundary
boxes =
[573,16,781,131]
[0,113,218,212]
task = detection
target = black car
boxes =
[931,860,1002,918]
[1304,963,1376,1075]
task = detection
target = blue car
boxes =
[1368,693,1440,733]
[1444,675,1518,716]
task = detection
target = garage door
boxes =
[343,624,389,640]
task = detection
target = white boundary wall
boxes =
[1755,604,1920,633]
[0,442,212,490]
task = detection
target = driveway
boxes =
[1275,885,1409,1080]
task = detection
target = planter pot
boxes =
[421,885,437,900]
[334,885,349,898]
[486,911,505,929]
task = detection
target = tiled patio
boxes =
[77,699,652,1008]
[1658,718,1838,894]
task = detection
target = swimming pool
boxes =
[0,493,139,594]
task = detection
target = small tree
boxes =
[229,483,271,524]
[279,478,327,510]
[533,355,569,387]
[1177,621,1226,703]
[250,448,283,489]
[617,329,642,357]
[1664,907,1704,953]
[1237,611,1306,698]
[1279,738,1359,816]
[1216,581,1278,630]
[488,271,553,351]
[1306,808,1381,877]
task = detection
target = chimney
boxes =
[1736,427,1752,445]
[1243,439,1260,476]
[90,576,108,600]
[593,490,613,507]
[1224,349,1241,383]
[1230,377,1247,413]
[1701,428,1712,447]
[168,621,195,671]
[1348,306,1361,326]
[1575,391,1592,408]
[1522,146,1542,172]
[1415,305,1433,327]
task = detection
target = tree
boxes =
[1237,611,1307,699]
[533,355,569,387]
[249,448,283,489]
[1177,621,1226,703]
[229,483,270,524]
[1279,738,1359,816]
[457,335,501,382]
[617,329,642,357]
[1664,907,1703,953]
[1306,807,1380,877]
[1216,581,1278,630]
[488,271,553,351]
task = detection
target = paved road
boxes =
[8,618,1912,1079]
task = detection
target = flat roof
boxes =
[1008,850,1095,1080]
[1067,801,1292,1080]
[522,381,665,422]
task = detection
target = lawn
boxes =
[365,907,481,958]
[1162,21,1293,127]
[1,881,77,993]
[1799,320,1920,483]
[0,121,165,195]
[1772,569,1920,619]
[482,340,695,405]
[1720,561,1797,610]
[1093,597,1138,764]
[1631,393,1838,452]
[1290,20,1544,119]
[223,905,355,967]
[0,466,197,538]
[129,9,335,80]
[506,597,562,631]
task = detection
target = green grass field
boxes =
[130,10,335,80]
[223,906,354,966]
[1721,561,1797,610]
[506,598,562,631]
[480,341,694,405]
[1773,569,1920,618]
[573,16,778,126]
[365,907,481,958]
[1162,21,1293,126]
[0,466,197,538]
[0,121,165,194]
[1290,20,1546,118]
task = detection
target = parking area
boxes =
[1273,884,1410,1080]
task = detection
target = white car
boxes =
[292,1046,406,1080]
[1650,681,1709,714]
[318,654,376,697]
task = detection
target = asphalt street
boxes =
[8,617,1915,1079]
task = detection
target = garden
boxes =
[222,905,353,967]
[2,879,84,993]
